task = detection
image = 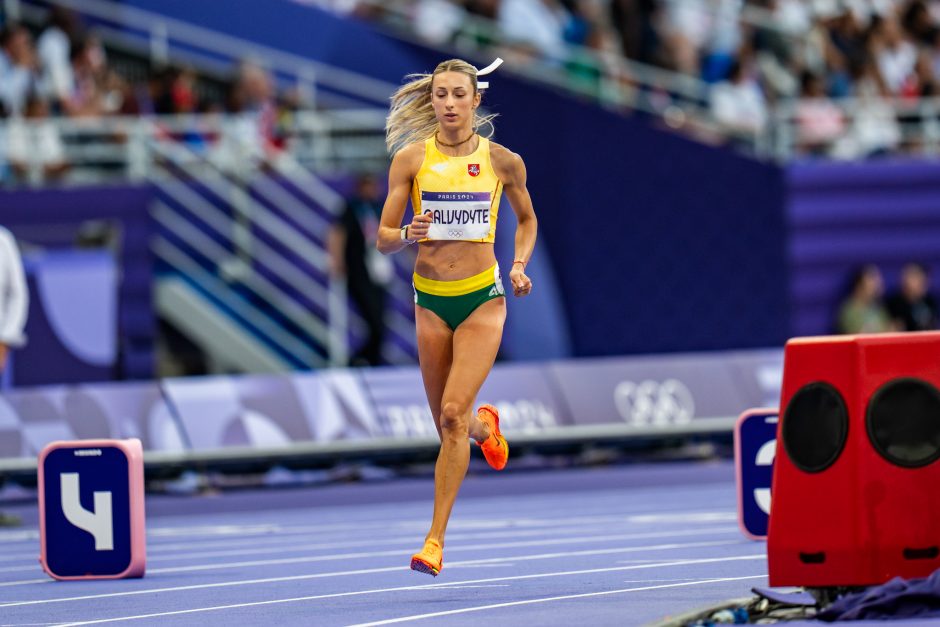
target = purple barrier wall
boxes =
[0,381,174,459]
[549,349,782,430]
[788,160,940,336]
[0,186,156,382]
[0,349,782,465]
[12,251,119,387]
[161,371,381,448]
[361,362,572,440]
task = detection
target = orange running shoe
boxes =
[410,539,443,576]
[476,404,508,471]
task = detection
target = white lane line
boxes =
[628,512,737,524]
[0,526,740,583]
[0,506,741,565]
[143,530,742,574]
[51,569,767,627]
[0,550,764,608]
[0,504,735,554]
[0,538,739,591]
[0,519,721,570]
[0,489,732,538]
[347,575,769,626]
[142,507,735,541]
[0,530,38,543]
[424,584,510,589]
[0,527,739,587]
[0,564,41,574]
[40,555,766,627]
[0,579,48,588]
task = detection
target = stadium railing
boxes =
[770,95,940,160]
[15,0,398,110]
[2,112,417,371]
[16,0,940,161]
[355,0,940,161]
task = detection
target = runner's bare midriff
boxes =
[414,240,496,281]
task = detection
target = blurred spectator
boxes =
[328,173,391,366]
[498,0,571,63]
[466,0,500,20]
[155,66,199,114]
[836,264,895,334]
[149,66,219,154]
[564,8,622,95]
[886,262,939,331]
[774,0,813,38]
[68,35,107,116]
[932,28,940,78]
[609,0,665,66]
[832,53,901,157]
[829,9,866,63]
[795,70,846,155]
[902,0,939,45]
[7,93,69,184]
[223,61,280,165]
[413,0,466,45]
[662,0,711,74]
[36,6,79,114]
[710,58,768,139]
[753,1,803,98]
[910,46,940,94]
[700,0,744,83]
[871,14,918,94]
[0,24,41,116]
[0,225,27,385]
[0,225,26,527]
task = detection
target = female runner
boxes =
[377,58,538,576]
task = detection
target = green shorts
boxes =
[413,264,505,330]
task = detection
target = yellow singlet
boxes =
[411,136,503,243]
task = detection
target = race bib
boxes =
[421,191,491,240]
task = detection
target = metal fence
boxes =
[2,112,417,373]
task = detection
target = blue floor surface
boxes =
[2,461,768,626]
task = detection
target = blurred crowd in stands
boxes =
[313,0,940,157]
[836,262,939,334]
[0,6,303,184]
[4,0,940,179]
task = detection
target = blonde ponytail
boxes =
[385,59,498,156]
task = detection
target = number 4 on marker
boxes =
[60,473,114,551]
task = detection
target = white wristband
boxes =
[401,225,414,244]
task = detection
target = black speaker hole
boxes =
[799,552,827,564]
[783,382,849,473]
[867,378,940,468]
[903,546,939,560]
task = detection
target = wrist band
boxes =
[401,225,415,244]
[513,259,527,269]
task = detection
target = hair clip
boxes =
[476,58,503,89]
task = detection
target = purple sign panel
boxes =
[0,349,784,465]
[548,349,782,430]
[161,371,380,449]
[360,363,570,440]
[0,382,172,458]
